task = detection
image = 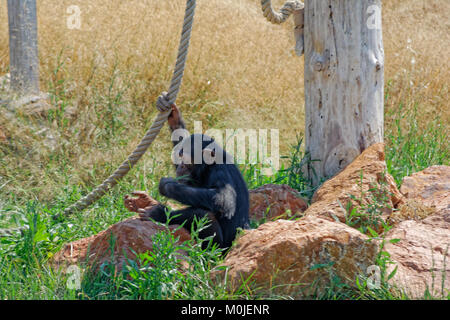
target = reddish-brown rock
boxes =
[385,165,450,298]
[305,143,404,229]
[249,184,308,221]
[220,216,378,297]
[399,165,450,215]
[53,217,191,271]
[385,215,450,298]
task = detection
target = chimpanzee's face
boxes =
[175,148,195,180]
[174,134,215,183]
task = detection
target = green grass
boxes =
[0,0,449,299]
[241,136,317,200]
[386,104,449,187]
[0,98,448,300]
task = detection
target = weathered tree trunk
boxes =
[7,0,40,95]
[304,0,384,184]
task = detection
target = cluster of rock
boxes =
[54,143,449,299]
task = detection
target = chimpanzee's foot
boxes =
[124,191,159,213]
[138,204,167,223]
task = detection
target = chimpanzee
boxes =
[124,100,250,250]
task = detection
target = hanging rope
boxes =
[55,0,197,219]
[0,0,306,236]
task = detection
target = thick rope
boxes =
[261,0,305,56]
[56,0,197,218]
[0,0,306,236]
[261,0,304,24]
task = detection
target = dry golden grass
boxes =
[382,0,449,124]
[0,0,448,201]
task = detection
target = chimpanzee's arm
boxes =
[160,179,217,210]
[167,104,187,148]
[159,178,236,219]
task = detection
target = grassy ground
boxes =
[0,0,448,300]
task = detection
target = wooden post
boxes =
[7,0,40,95]
[304,0,384,184]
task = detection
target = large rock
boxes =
[305,143,404,230]
[249,184,308,221]
[385,165,450,298]
[220,216,378,297]
[53,217,191,271]
[399,165,450,214]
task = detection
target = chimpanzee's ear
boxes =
[203,148,216,165]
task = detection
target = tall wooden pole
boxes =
[304,0,384,184]
[7,0,40,95]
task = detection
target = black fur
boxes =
[143,108,250,250]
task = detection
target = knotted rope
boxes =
[261,0,305,56]
[57,0,197,218]
[261,0,304,24]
